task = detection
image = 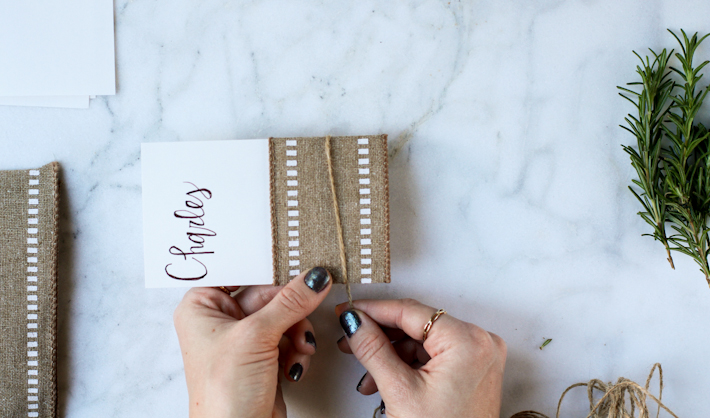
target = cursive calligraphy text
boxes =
[165,182,217,280]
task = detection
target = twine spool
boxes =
[511,363,678,418]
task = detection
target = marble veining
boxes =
[2,0,710,416]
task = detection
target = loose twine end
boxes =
[372,399,385,418]
[324,135,354,310]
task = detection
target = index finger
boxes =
[336,299,461,351]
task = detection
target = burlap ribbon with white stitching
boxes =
[270,135,390,285]
[0,162,59,418]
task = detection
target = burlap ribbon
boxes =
[270,135,390,285]
[0,162,59,418]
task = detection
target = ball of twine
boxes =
[511,363,678,418]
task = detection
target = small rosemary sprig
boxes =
[619,29,710,287]
[618,45,675,268]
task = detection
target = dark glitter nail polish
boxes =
[289,363,304,382]
[379,399,385,413]
[340,310,361,337]
[305,331,317,349]
[356,373,367,392]
[304,267,330,293]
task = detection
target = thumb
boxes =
[339,309,417,391]
[249,267,331,340]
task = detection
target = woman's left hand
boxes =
[173,267,332,418]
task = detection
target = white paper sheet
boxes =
[0,0,116,96]
[141,140,274,288]
[0,96,89,109]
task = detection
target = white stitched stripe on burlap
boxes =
[287,140,300,277]
[357,139,372,284]
[27,169,40,416]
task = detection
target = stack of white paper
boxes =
[0,0,115,109]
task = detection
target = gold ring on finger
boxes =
[423,308,447,342]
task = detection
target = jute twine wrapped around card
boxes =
[510,364,678,418]
[0,162,59,418]
[269,135,390,292]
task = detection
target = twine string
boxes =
[510,363,677,418]
[324,135,354,309]
[372,399,385,418]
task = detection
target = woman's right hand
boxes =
[335,299,506,417]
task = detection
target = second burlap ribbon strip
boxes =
[0,162,59,418]
[269,135,390,286]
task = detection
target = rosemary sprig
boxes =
[619,46,675,268]
[664,30,710,282]
[619,29,710,287]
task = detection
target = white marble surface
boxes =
[2,1,710,416]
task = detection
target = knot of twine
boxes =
[324,135,354,309]
[511,363,678,418]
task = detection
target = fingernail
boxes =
[379,399,385,413]
[305,331,317,349]
[289,363,304,382]
[340,310,361,337]
[304,267,330,293]
[356,373,367,392]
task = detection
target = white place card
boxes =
[141,140,273,288]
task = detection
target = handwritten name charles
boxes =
[164,182,216,281]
